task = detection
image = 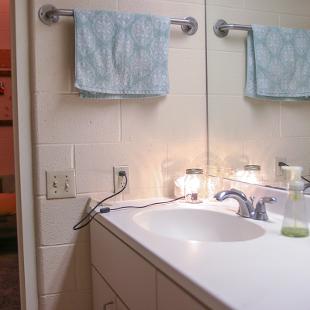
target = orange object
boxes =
[0,50,11,69]
[0,193,16,215]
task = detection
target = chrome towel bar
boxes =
[38,4,198,35]
[213,19,252,37]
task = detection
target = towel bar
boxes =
[38,4,198,35]
[213,19,252,37]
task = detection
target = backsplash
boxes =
[207,0,310,181]
[31,0,206,309]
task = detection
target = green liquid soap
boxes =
[281,227,309,238]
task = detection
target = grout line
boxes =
[119,100,123,143]
[207,3,310,19]
[206,3,245,10]
[32,91,206,97]
[72,144,76,170]
[34,143,76,146]
[208,92,244,96]
[279,102,283,138]
[37,243,79,249]
[73,242,79,291]
[207,49,244,54]
[204,0,210,168]
[160,0,205,6]
[39,289,92,298]
[208,94,247,97]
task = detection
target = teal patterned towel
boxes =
[74,10,170,99]
[246,25,310,100]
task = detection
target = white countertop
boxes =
[90,197,310,310]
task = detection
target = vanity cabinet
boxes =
[91,220,157,310]
[157,272,208,310]
[92,267,128,310]
[91,220,210,310]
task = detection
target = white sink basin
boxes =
[133,207,265,242]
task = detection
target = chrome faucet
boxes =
[214,189,277,221]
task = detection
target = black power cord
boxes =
[73,170,185,230]
[73,171,128,230]
[278,162,310,183]
[99,195,185,214]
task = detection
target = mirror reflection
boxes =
[206,1,310,191]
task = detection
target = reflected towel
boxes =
[246,25,310,100]
[74,9,170,99]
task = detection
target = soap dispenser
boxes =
[281,166,309,237]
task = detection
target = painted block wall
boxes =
[207,0,310,181]
[30,0,207,309]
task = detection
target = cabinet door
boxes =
[157,272,210,310]
[116,298,129,310]
[91,220,156,310]
[92,267,116,310]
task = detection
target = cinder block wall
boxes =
[30,0,207,308]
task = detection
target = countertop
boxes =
[90,197,310,310]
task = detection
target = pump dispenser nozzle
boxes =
[281,166,309,237]
[282,166,304,191]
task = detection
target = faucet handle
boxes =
[254,197,277,221]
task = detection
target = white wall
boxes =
[207,0,310,182]
[30,0,206,309]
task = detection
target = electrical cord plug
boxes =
[100,207,111,213]
[73,172,128,230]
[118,170,126,177]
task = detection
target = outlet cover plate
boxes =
[46,169,77,199]
[113,165,129,193]
[275,157,287,178]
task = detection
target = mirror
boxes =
[206,1,310,190]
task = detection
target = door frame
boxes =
[11,0,38,309]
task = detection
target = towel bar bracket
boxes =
[38,5,59,25]
[38,4,198,35]
[171,17,198,36]
[213,19,229,38]
[213,19,252,38]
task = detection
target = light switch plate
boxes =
[46,169,77,199]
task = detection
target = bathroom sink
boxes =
[133,207,265,242]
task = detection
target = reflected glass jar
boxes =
[234,164,261,184]
[184,168,205,203]
[243,164,261,184]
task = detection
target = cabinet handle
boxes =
[103,301,114,310]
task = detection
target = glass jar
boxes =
[184,168,205,203]
[235,164,261,184]
[243,164,261,184]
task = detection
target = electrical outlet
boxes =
[113,166,129,193]
[275,157,287,178]
[46,169,77,199]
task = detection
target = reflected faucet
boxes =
[214,188,277,221]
